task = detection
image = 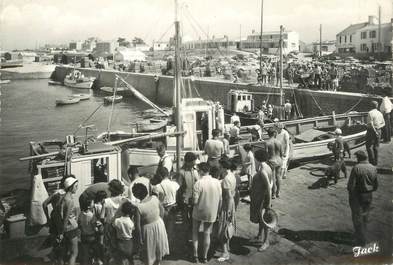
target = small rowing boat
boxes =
[104,95,123,104]
[0,79,11,84]
[56,97,81,106]
[48,80,62,86]
[100,86,128,94]
[135,119,168,132]
[71,94,91,100]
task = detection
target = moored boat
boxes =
[0,79,11,84]
[71,93,91,100]
[55,97,80,106]
[64,70,95,89]
[100,86,128,94]
[48,80,62,86]
[104,95,123,104]
[135,119,168,132]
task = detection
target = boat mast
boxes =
[319,24,322,57]
[259,0,264,73]
[174,0,182,172]
[279,25,283,119]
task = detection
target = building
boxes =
[153,42,170,51]
[242,30,300,55]
[114,48,146,62]
[4,52,23,61]
[134,44,151,52]
[92,41,118,58]
[20,52,38,63]
[69,41,83,51]
[183,36,237,51]
[336,16,393,57]
[311,40,336,55]
[82,38,98,52]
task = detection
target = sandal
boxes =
[201,257,208,263]
[258,242,270,252]
[192,256,199,263]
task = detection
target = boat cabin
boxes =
[30,141,123,204]
[227,90,254,113]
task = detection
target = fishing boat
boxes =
[55,97,81,106]
[48,80,62,86]
[71,93,91,100]
[104,95,123,104]
[64,70,95,89]
[239,111,368,163]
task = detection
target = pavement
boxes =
[1,142,391,265]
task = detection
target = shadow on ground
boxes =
[278,228,353,245]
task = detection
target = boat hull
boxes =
[104,95,123,104]
[64,78,94,89]
[56,98,80,105]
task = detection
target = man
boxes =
[265,128,283,198]
[222,132,230,156]
[229,120,241,145]
[284,100,292,120]
[314,64,322,89]
[366,101,385,165]
[230,113,240,125]
[274,122,291,180]
[156,144,173,175]
[127,166,151,203]
[380,91,392,143]
[192,162,222,263]
[204,129,225,168]
[249,149,273,251]
[347,150,378,246]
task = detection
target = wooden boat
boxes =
[55,97,80,106]
[64,70,95,89]
[135,119,168,132]
[48,80,62,86]
[104,95,123,104]
[100,86,128,94]
[240,111,368,163]
[71,94,91,100]
[0,79,11,84]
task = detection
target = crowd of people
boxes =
[40,93,393,265]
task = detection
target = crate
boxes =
[6,214,26,239]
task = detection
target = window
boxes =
[369,30,376,38]
[361,32,367,39]
[372,43,378,51]
[360,43,368,51]
[350,35,352,43]
[345,35,347,43]
[339,36,342,44]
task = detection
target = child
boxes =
[93,191,107,264]
[113,201,135,265]
[243,144,256,189]
[78,197,97,265]
[325,159,347,184]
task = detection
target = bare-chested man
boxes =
[265,127,283,198]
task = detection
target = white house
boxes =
[153,42,170,51]
[336,16,392,56]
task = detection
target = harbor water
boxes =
[0,79,151,194]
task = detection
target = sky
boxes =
[0,0,392,50]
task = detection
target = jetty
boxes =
[0,63,56,80]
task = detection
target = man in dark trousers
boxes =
[347,150,378,246]
[366,101,385,165]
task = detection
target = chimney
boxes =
[368,15,377,25]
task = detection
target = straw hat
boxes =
[262,208,278,229]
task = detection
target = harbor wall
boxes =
[0,64,56,80]
[54,66,380,116]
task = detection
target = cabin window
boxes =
[243,95,246,100]
[92,158,109,183]
[238,95,241,100]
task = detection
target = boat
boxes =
[100,86,128,94]
[48,80,62,86]
[64,70,95,89]
[0,79,11,84]
[238,111,368,163]
[135,119,168,132]
[71,94,91,100]
[55,97,80,106]
[104,95,123,104]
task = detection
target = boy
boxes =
[113,201,135,265]
[78,198,98,265]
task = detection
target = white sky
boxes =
[0,0,392,50]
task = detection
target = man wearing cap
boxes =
[366,101,385,165]
[379,91,392,143]
[333,128,345,161]
[347,150,378,246]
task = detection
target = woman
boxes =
[56,176,79,265]
[217,158,237,262]
[133,183,169,265]
[100,179,126,263]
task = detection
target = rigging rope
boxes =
[307,89,325,114]
[344,96,364,113]
[73,103,104,135]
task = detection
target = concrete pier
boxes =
[0,64,56,80]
